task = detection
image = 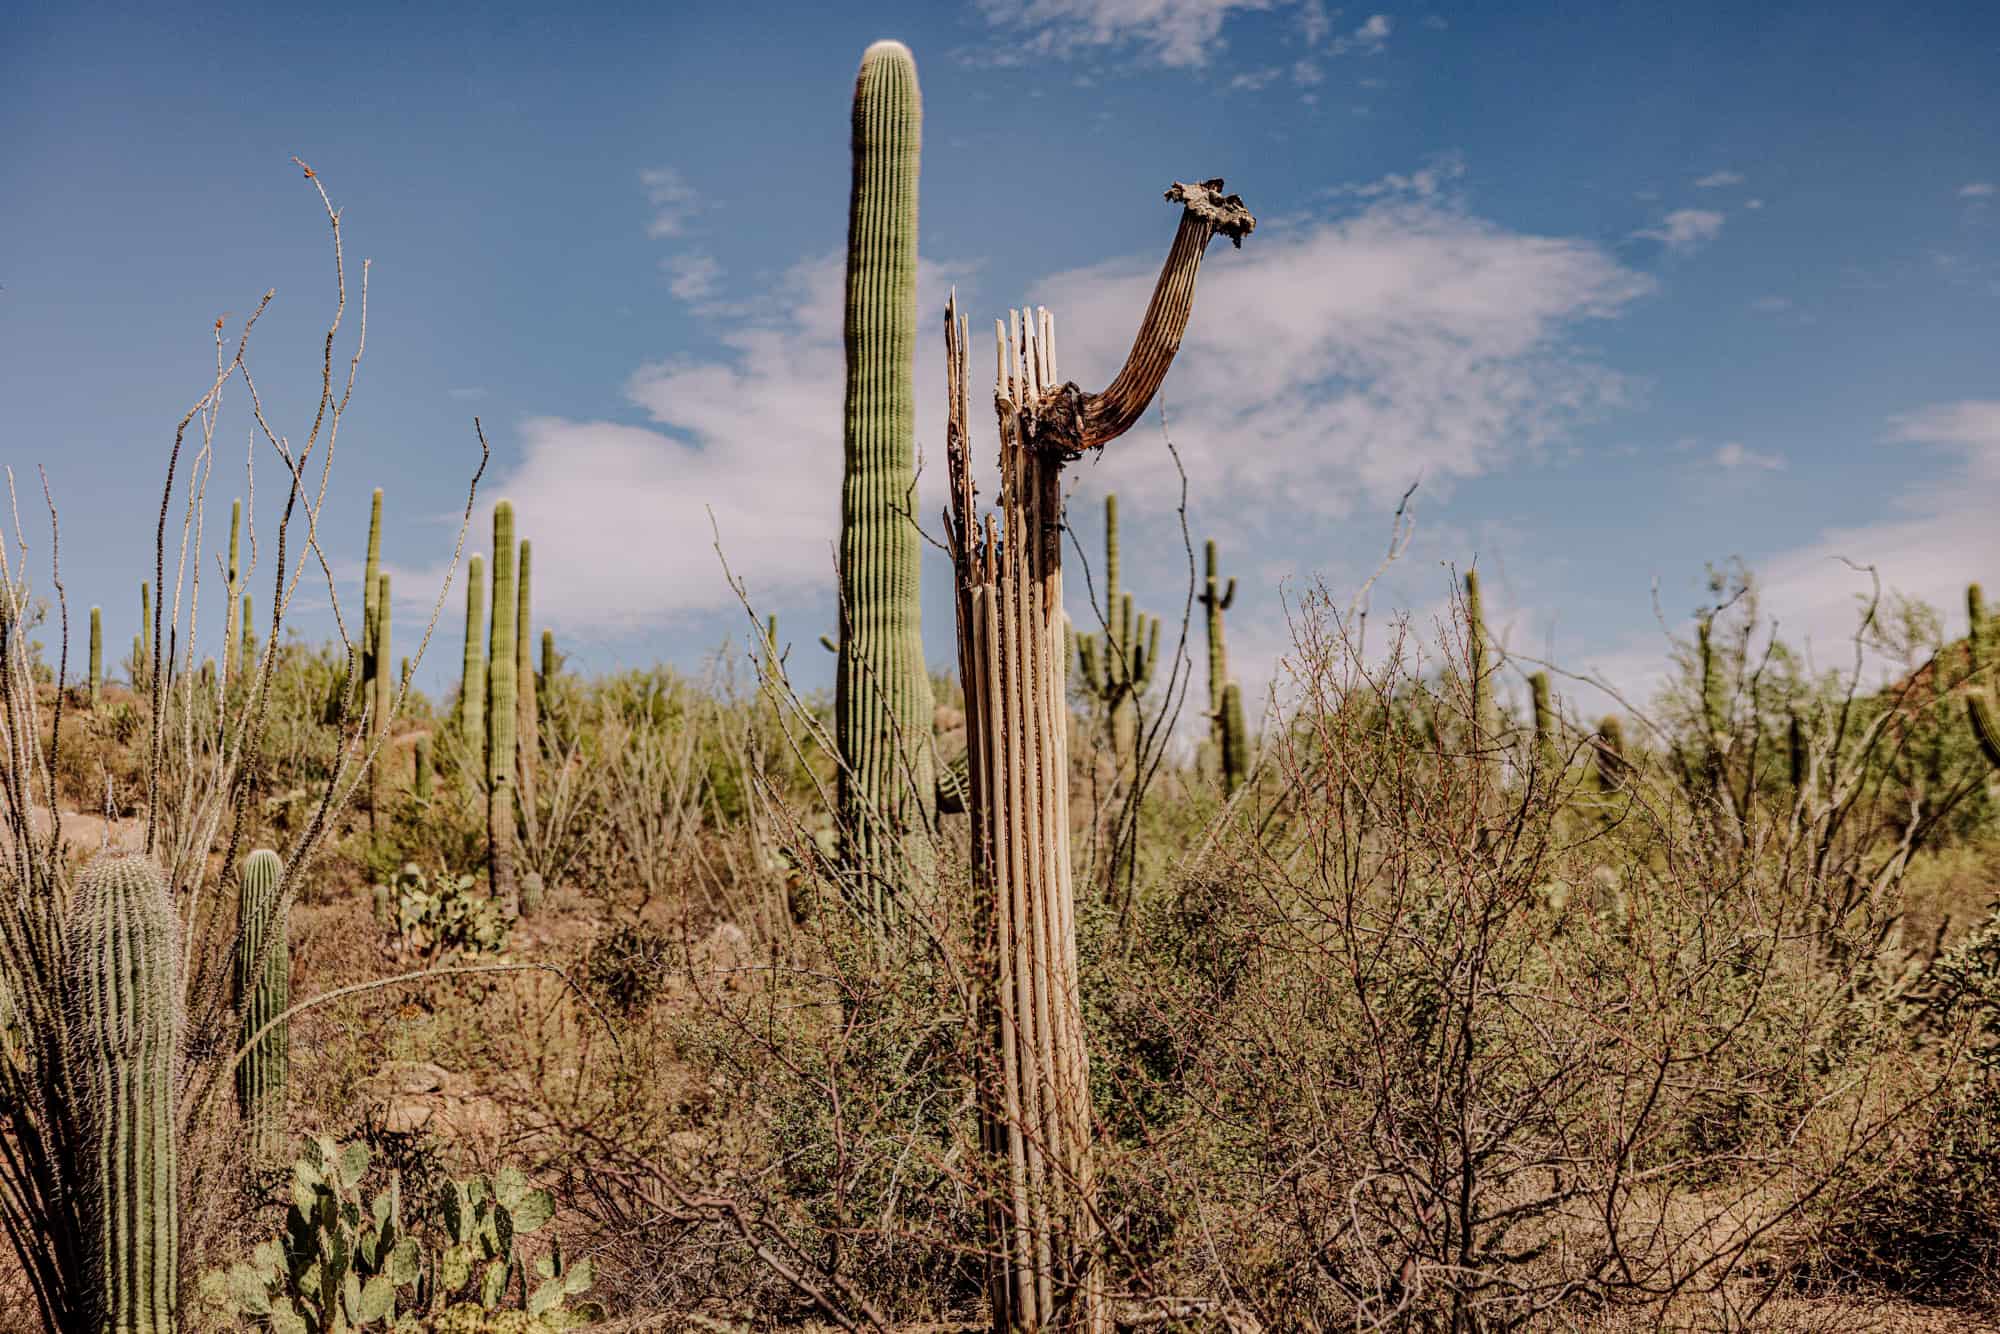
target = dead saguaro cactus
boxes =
[944,178,1251,1333]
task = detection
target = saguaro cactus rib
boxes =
[835,38,935,912]
[234,849,289,1168]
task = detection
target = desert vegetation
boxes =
[3,36,1999,1334]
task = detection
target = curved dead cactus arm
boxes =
[1015,178,1255,459]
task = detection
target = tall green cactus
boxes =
[1529,670,1556,775]
[413,733,434,802]
[234,849,289,1168]
[361,487,383,704]
[65,854,180,1332]
[1966,582,2000,770]
[137,581,151,692]
[89,606,102,708]
[1465,569,1496,750]
[1076,494,1160,761]
[1221,681,1249,796]
[372,572,392,828]
[834,38,935,908]
[1199,537,1237,749]
[459,553,486,757]
[224,499,243,683]
[487,504,520,914]
[240,593,255,680]
[540,628,557,712]
[516,539,538,800]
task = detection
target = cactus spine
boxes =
[1966,582,2000,770]
[459,553,486,756]
[371,572,392,827]
[1076,494,1159,762]
[834,38,935,911]
[1221,681,1249,796]
[515,539,538,802]
[234,849,289,1168]
[487,504,520,914]
[1199,538,1236,750]
[65,855,180,1331]
[89,606,102,708]
[223,499,243,683]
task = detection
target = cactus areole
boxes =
[835,39,936,908]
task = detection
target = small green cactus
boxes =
[460,553,487,758]
[65,854,181,1333]
[234,849,289,1167]
[414,733,434,801]
[1220,681,1249,796]
[89,605,102,708]
[487,505,520,914]
[1199,537,1237,750]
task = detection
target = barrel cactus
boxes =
[64,854,181,1332]
[234,849,290,1168]
[834,39,935,912]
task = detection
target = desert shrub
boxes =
[585,924,675,1016]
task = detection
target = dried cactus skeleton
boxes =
[945,178,1251,1332]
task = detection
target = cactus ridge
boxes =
[234,849,289,1168]
[834,38,936,905]
[64,854,180,1332]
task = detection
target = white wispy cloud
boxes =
[1713,441,1785,471]
[1635,208,1725,254]
[639,166,703,238]
[1959,182,1996,198]
[1229,65,1282,90]
[1351,13,1392,46]
[664,253,722,302]
[1694,169,1744,188]
[977,0,1389,68]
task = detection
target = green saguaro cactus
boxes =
[459,553,486,757]
[1465,569,1497,750]
[234,849,289,1168]
[516,539,538,800]
[372,572,392,829]
[224,499,243,683]
[1529,670,1556,775]
[539,628,557,716]
[65,854,180,1332]
[413,733,434,801]
[89,606,102,708]
[1199,537,1236,749]
[834,38,935,910]
[1966,582,2000,770]
[137,581,151,692]
[361,487,384,705]
[1076,494,1160,761]
[487,504,520,914]
[240,593,255,680]
[1221,681,1249,796]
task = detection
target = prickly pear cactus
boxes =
[64,853,181,1333]
[235,849,290,1168]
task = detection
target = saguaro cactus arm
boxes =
[1018,179,1256,458]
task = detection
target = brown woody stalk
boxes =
[944,180,1251,1332]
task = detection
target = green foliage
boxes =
[385,864,511,960]
[834,38,935,908]
[237,848,292,1168]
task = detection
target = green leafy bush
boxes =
[385,864,511,960]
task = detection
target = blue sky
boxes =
[5,0,1997,724]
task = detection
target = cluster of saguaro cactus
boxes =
[64,854,181,1331]
[944,165,1251,1331]
[487,502,520,915]
[1075,494,1159,763]
[834,38,936,914]
[1968,582,2000,770]
[1199,539,1250,795]
[234,849,290,1167]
